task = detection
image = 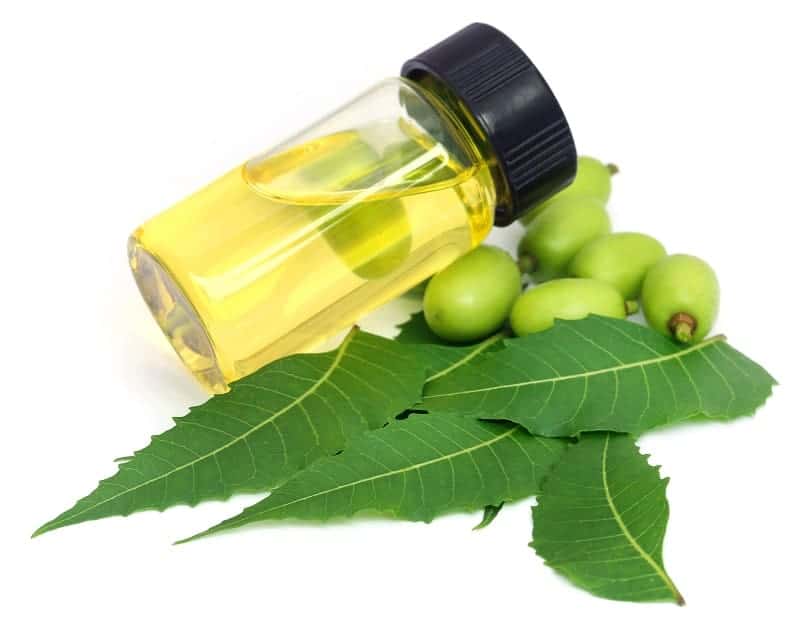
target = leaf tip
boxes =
[31,526,47,539]
[31,518,58,538]
[174,521,230,545]
[173,531,206,546]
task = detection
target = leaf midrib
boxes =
[34,328,359,536]
[426,331,506,382]
[178,425,521,542]
[600,433,684,605]
[426,335,725,399]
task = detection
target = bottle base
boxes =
[127,237,228,393]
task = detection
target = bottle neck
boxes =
[404,73,513,225]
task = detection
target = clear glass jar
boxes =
[129,78,499,392]
[128,24,575,392]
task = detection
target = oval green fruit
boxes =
[568,232,667,300]
[518,197,611,280]
[509,278,627,336]
[322,197,411,280]
[423,245,521,343]
[520,156,617,224]
[641,254,719,343]
[306,137,412,279]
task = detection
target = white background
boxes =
[2,1,798,634]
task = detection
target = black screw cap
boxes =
[402,23,577,226]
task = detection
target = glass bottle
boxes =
[128,23,576,392]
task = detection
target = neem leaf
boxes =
[34,329,427,537]
[177,414,567,543]
[532,432,683,604]
[394,311,507,381]
[410,333,507,383]
[422,315,775,437]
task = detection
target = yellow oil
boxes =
[129,118,495,392]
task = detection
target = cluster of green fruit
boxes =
[423,156,720,344]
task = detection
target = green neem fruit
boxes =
[305,137,412,279]
[509,278,627,336]
[518,197,611,279]
[520,156,617,224]
[568,232,667,300]
[641,254,720,344]
[322,197,412,279]
[423,246,521,343]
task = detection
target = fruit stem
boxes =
[606,163,620,176]
[518,254,537,275]
[624,299,639,315]
[669,312,696,344]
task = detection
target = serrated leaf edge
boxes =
[426,334,726,399]
[473,502,503,531]
[33,328,361,538]
[597,433,684,606]
[175,424,523,543]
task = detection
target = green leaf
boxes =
[180,322,513,541]
[177,414,567,543]
[395,311,507,381]
[34,329,427,537]
[422,316,775,437]
[411,333,507,383]
[531,432,683,605]
[473,502,503,530]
